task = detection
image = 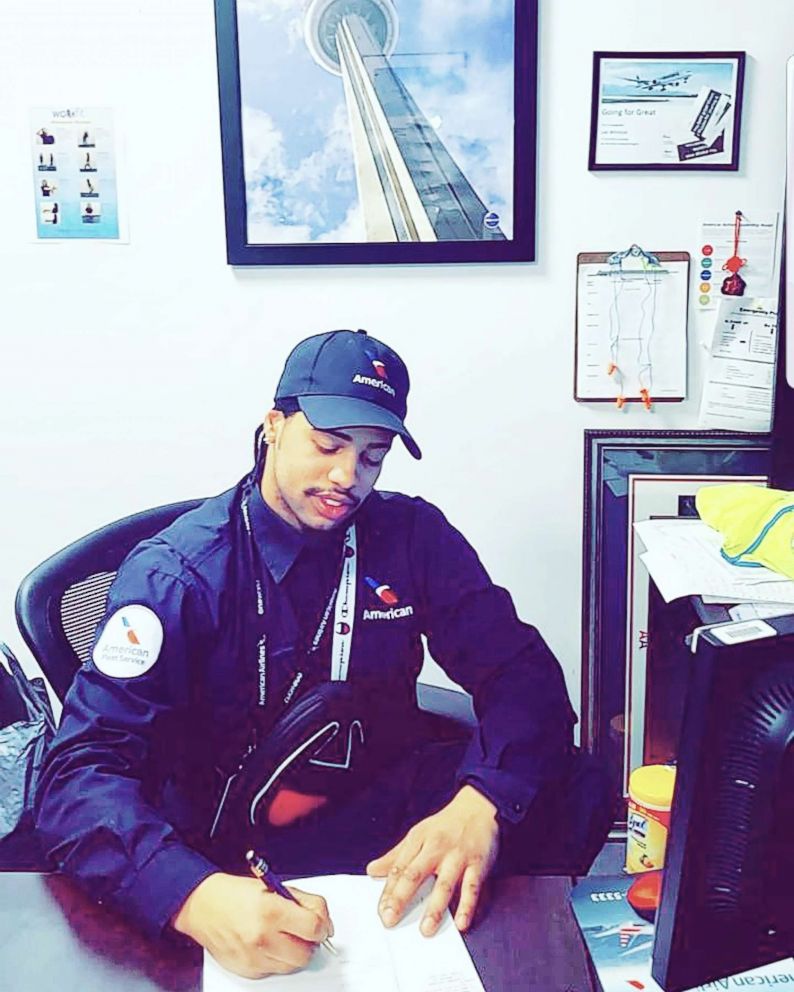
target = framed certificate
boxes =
[589,51,745,171]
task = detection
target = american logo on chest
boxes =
[363,575,414,621]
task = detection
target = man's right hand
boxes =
[171,872,334,979]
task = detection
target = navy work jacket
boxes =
[35,468,576,937]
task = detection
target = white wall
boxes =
[1,1,790,721]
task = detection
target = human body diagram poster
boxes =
[31,106,124,240]
[575,252,690,405]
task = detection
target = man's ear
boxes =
[263,409,284,446]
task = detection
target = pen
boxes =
[245,849,337,955]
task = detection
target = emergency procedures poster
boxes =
[31,106,124,240]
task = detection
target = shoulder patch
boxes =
[92,605,164,679]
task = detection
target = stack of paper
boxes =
[727,601,794,621]
[633,518,794,605]
[203,874,485,992]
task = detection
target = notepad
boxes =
[202,874,485,992]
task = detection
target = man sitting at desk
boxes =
[36,329,611,979]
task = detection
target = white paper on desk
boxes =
[698,298,778,431]
[202,875,485,992]
[633,518,794,605]
[729,602,794,621]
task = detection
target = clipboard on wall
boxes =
[575,247,690,405]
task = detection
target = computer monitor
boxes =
[775,58,792,485]
[787,56,793,390]
[651,613,794,991]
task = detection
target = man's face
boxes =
[260,411,393,532]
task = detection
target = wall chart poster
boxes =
[31,106,124,241]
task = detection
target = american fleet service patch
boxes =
[92,605,164,678]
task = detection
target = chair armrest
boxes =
[416,682,476,731]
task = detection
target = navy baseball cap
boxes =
[275,329,421,459]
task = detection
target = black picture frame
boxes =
[214,0,538,265]
[589,51,746,171]
[581,430,773,827]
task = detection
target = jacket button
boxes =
[513,803,523,813]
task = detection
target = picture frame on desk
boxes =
[588,51,745,171]
[581,430,772,830]
[213,0,538,265]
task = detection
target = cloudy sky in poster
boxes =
[236,0,515,243]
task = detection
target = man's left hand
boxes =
[366,784,499,936]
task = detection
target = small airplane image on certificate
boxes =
[612,68,695,97]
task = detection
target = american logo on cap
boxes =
[365,347,388,380]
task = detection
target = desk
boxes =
[0,872,595,992]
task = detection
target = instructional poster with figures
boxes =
[31,106,125,241]
[575,250,690,406]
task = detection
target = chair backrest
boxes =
[15,499,204,702]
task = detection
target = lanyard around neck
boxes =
[241,490,358,705]
[304,522,357,679]
[330,525,357,680]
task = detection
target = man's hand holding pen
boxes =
[170,785,497,979]
[170,873,334,980]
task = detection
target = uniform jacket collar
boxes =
[245,475,344,583]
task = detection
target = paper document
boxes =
[697,213,779,315]
[728,601,794,622]
[633,518,794,605]
[575,253,689,402]
[698,298,778,431]
[203,874,485,992]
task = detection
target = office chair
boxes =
[14,498,476,728]
[15,499,203,703]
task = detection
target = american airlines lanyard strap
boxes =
[240,492,358,710]
[207,498,358,841]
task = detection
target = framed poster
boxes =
[581,430,772,827]
[589,51,745,171]
[214,0,538,265]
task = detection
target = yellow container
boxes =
[625,764,676,874]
